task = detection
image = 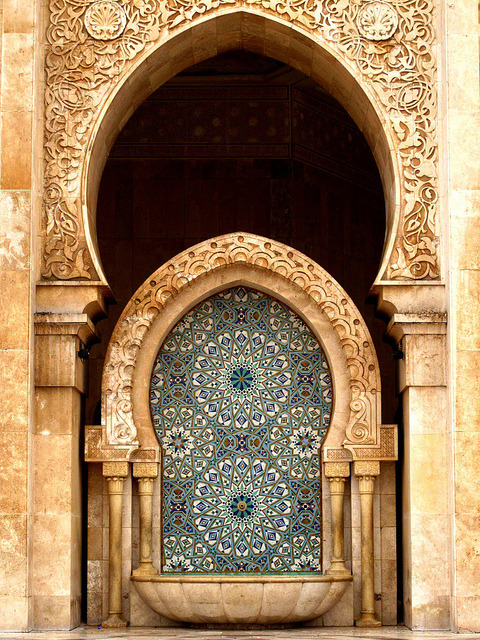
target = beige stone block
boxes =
[450,190,480,269]
[0,190,31,270]
[0,596,30,631]
[454,270,480,351]
[1,33,34,111]
[379,461,396,494]
[403,334,446,388]
[35,387,81,436]
[34,434,76,514]
[381,589,397,626]
[0,431,28,514]
[35,334,85,391]
[410,514,449,598]
[0,111,32,189]
[411,594,450,631]
[454,513,480,598]
[409,433,448,515]
[446,35,479,110]
[445,0,478,33]
[3,0,35,32]
[32,595,74,630]
[322,580,353,626]
[381,527,396,562]
[457,596,480,632]
[0,515,28,598]
[454,431,480,514]
[448,109,480,190]
[33,514,72,596]
[456,350,480,431]
[404,387,447,435]
[0,271,30,349]
[0,348,29,432]
[380,493,396,528]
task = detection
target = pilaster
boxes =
[386,311,449,630]
[32,293,104,629]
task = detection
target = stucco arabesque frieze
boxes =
[100,235,381,452]
[43,0,438,282]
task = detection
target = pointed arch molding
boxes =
[43,0,439,283]
[85,234,397,463]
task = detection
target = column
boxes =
[325,461,350,576]
[354,460,381,628]
[132,462,158,576]
[103,461,129,628]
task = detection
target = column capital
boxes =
[324,461,350,478]
[132,462,158,478]
[103,461,129,478]
[353,460,380,478]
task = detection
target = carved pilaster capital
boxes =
[103,461,129,478]
[132,462,158,478]
[353,460,380,477]
[325,461,350,478]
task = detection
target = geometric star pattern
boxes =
[150,287,332,573]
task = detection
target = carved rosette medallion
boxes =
[356,2,398,41]
[84,1,127,40]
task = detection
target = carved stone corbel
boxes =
[132,462,159,577]
[102,461,129,628]
[354,460,381,627]
[325,461,350,576]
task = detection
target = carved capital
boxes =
[103,461,129,478]
[325,461,350,478]
[354,460,380,478]
[132,462,159,478]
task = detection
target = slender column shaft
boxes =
[325,461,350,576]
[132,462,159,577]
[102,462,129,628]
[354,460,381,628]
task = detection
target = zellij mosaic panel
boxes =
[150,287,332,573]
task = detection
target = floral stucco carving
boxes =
[101,234,382,454]
[43,0,438,281]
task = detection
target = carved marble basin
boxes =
[132,573,351,624]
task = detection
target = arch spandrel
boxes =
[44,0,439,286]
[85,234,397,465]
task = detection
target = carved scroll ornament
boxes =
[101,234,382,453]
[44,0,439,281]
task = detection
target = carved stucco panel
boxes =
[101,235,382,456]
[43,0,439,282]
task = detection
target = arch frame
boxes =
[43,0,439,285]
[85,233,397,464]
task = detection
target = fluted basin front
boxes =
[132,573,351,624]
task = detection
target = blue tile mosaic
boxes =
[150,287,332,573]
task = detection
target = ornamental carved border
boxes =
[43,0,438,282]
[100,234,382,455]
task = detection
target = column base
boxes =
[356,613,382,627]
[326,562,351,577]
[132,563,158,577]
[102,614,128,628]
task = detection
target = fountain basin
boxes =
[132,573,351,624]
